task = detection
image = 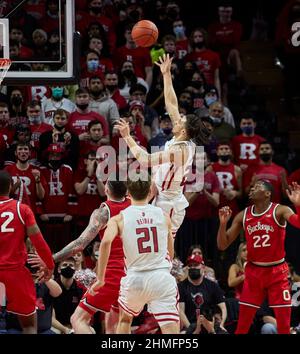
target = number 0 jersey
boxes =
[121,204,171,272]
[243,202,287,263]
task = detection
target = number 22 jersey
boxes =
[243,202,286,263]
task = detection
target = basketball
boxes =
[132,20,159,47]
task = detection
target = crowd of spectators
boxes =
[0,0,300,335]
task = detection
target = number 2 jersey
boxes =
[243,202,286,263]
[0,197,36,270]
[121,204,171,272]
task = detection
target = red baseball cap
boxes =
[187,254,204,266]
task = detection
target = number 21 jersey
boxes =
[121,205,171,272]
[243,202,286,263]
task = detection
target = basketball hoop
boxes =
[0,58,11,85]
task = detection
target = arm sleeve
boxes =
[21,204,54,270]
[288,206,300,228]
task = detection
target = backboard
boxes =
[0,0,80,85]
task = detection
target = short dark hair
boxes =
[58,256,76,267]
[75,88,89,96]
[185,114,210,145]
[259,140,273,149]
[240,112,255,121]
[127,175,151,201]
[129,83,147,96]
[27,99,41,109]
[162,34,176,45]
[107,173,127,200]
[88,119,102,131]
[259,179,274,198]
[0,170,11,195]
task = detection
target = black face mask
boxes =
[193,42,205,49]
[54,124,65,132]
[90,6,102,14]
[260,153,272,162]
[190,81,203,90]
[122,69,134,78]
[106,85,117,92]
[220,155,231,162]
[162,128,172,135]
[76,103,89,111]
[60,266,75,279]
[188,268,201,280]
[49,160,62,171]
[11,96,23,106]
[91,88,103,97]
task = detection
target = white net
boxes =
[0,58,11,85]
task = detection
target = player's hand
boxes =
[287,182,300,206]
[115,118,130,138]
[218,206,232,224]
[154,53,173,75]
[27,252,46,269]
[88,279,105,296]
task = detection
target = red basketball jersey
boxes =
[99,198,131,269]
[243,202,286,263]
[0,197,36,270]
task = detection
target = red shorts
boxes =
[0,267,36,316]
[79,268,125,315]
[239,261,291,309]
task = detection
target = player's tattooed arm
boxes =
[53,204,109,263]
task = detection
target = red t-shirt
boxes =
[243,162,286,203]
[176,39,189,59]
[67,111,109,136]
[5,164,47,214]
[208,21,242,52]
[231,134,265,171]
[30,122,53,152]
[288,168,300,185]
[99,198,131,269]
[0,197,36,270]
[185,171,220,220]
[211,162,240,216]
[185,49,221,85]
[111,89,127,110]
[244,202,286,263]
[113,46,152,79]
[73,168,104,217]
[40,165,75,215]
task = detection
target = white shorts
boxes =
[118,268,179,327]
[153,196,186,236]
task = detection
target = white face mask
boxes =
[28,116,42,124]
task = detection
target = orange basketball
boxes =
[132,20,159,47]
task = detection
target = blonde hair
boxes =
[236,242,247,269]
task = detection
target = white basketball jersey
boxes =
[154,138,195,199]
[121,204,171,272]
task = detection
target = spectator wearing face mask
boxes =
[209,101,236,141]
[53,257,84,333]
[243,141,288,203]
[206,142,242,217]
[231,114,265,171]
[172,18,189,59]
[202,85,235,127]
[42,86,76,126]
[103,71,127,111]
[27,100,52,165]
[88,75,120,130]
[178,254,227,334]
[8,88,28,127]
[185,28,221,98]
[80,50,114,88]
[39,144,75,253]
[148,113,173,151]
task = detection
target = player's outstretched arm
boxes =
[53,204,109,263]
[89,215,121,296]
[155,53,181,125]
[278,182,300,228]
[116,119,187,168]
[217,207,243,250]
